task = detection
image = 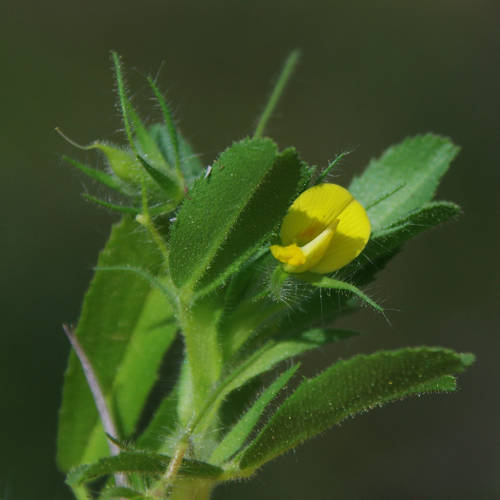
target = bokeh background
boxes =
[2,1,499,499]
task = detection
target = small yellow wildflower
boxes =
[270,183,370,273]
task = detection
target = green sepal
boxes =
[299,274,383,313]
[349,134,460,231]
[93,142,150,192]
[66,451,223,486]
[315,149,353,185]
[64,156,126,193]
[137,154,182,200]
[147,76,180,170]
[111,52,165,168]
[82,194,139,214]
[237,347,474,472]
[210,364,299,465]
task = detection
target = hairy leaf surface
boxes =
[349,134,459,231]
[169,138,305,293]
[238,347,473,471]
[57,217,177,472]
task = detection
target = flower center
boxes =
[270,220,339,273]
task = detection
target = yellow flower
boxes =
[270,183,371,274]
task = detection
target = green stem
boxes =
[177,297,222,416]
[150,439,190,499]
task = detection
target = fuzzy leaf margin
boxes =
[237,347,474,472]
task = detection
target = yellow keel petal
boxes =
[284,222,337,273]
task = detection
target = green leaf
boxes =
[349,134,460,231]
[210,364,299,465]
[196,148,307,295]
[67,451,223,486]
[344,201,462,283]
[237,347,474,472]
[169,137,278,290]
[64,156,125,193]
[57,217,177,472]
[373,200,461,241]
[170,138,305,292]
[300,274,383,313]
[224,329,358,400]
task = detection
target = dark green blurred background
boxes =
[2,1,499,498]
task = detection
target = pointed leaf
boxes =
[210,364,299,465]
[238,347,474,472]
[57,217,177,472]
[67,451,223,486]
[349,134,459,231]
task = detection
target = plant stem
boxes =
[150,439,189,498]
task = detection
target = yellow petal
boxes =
[270,243,306,267]
[280,184,353,246]
[308,199,371,274]
[272,222,338,273]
